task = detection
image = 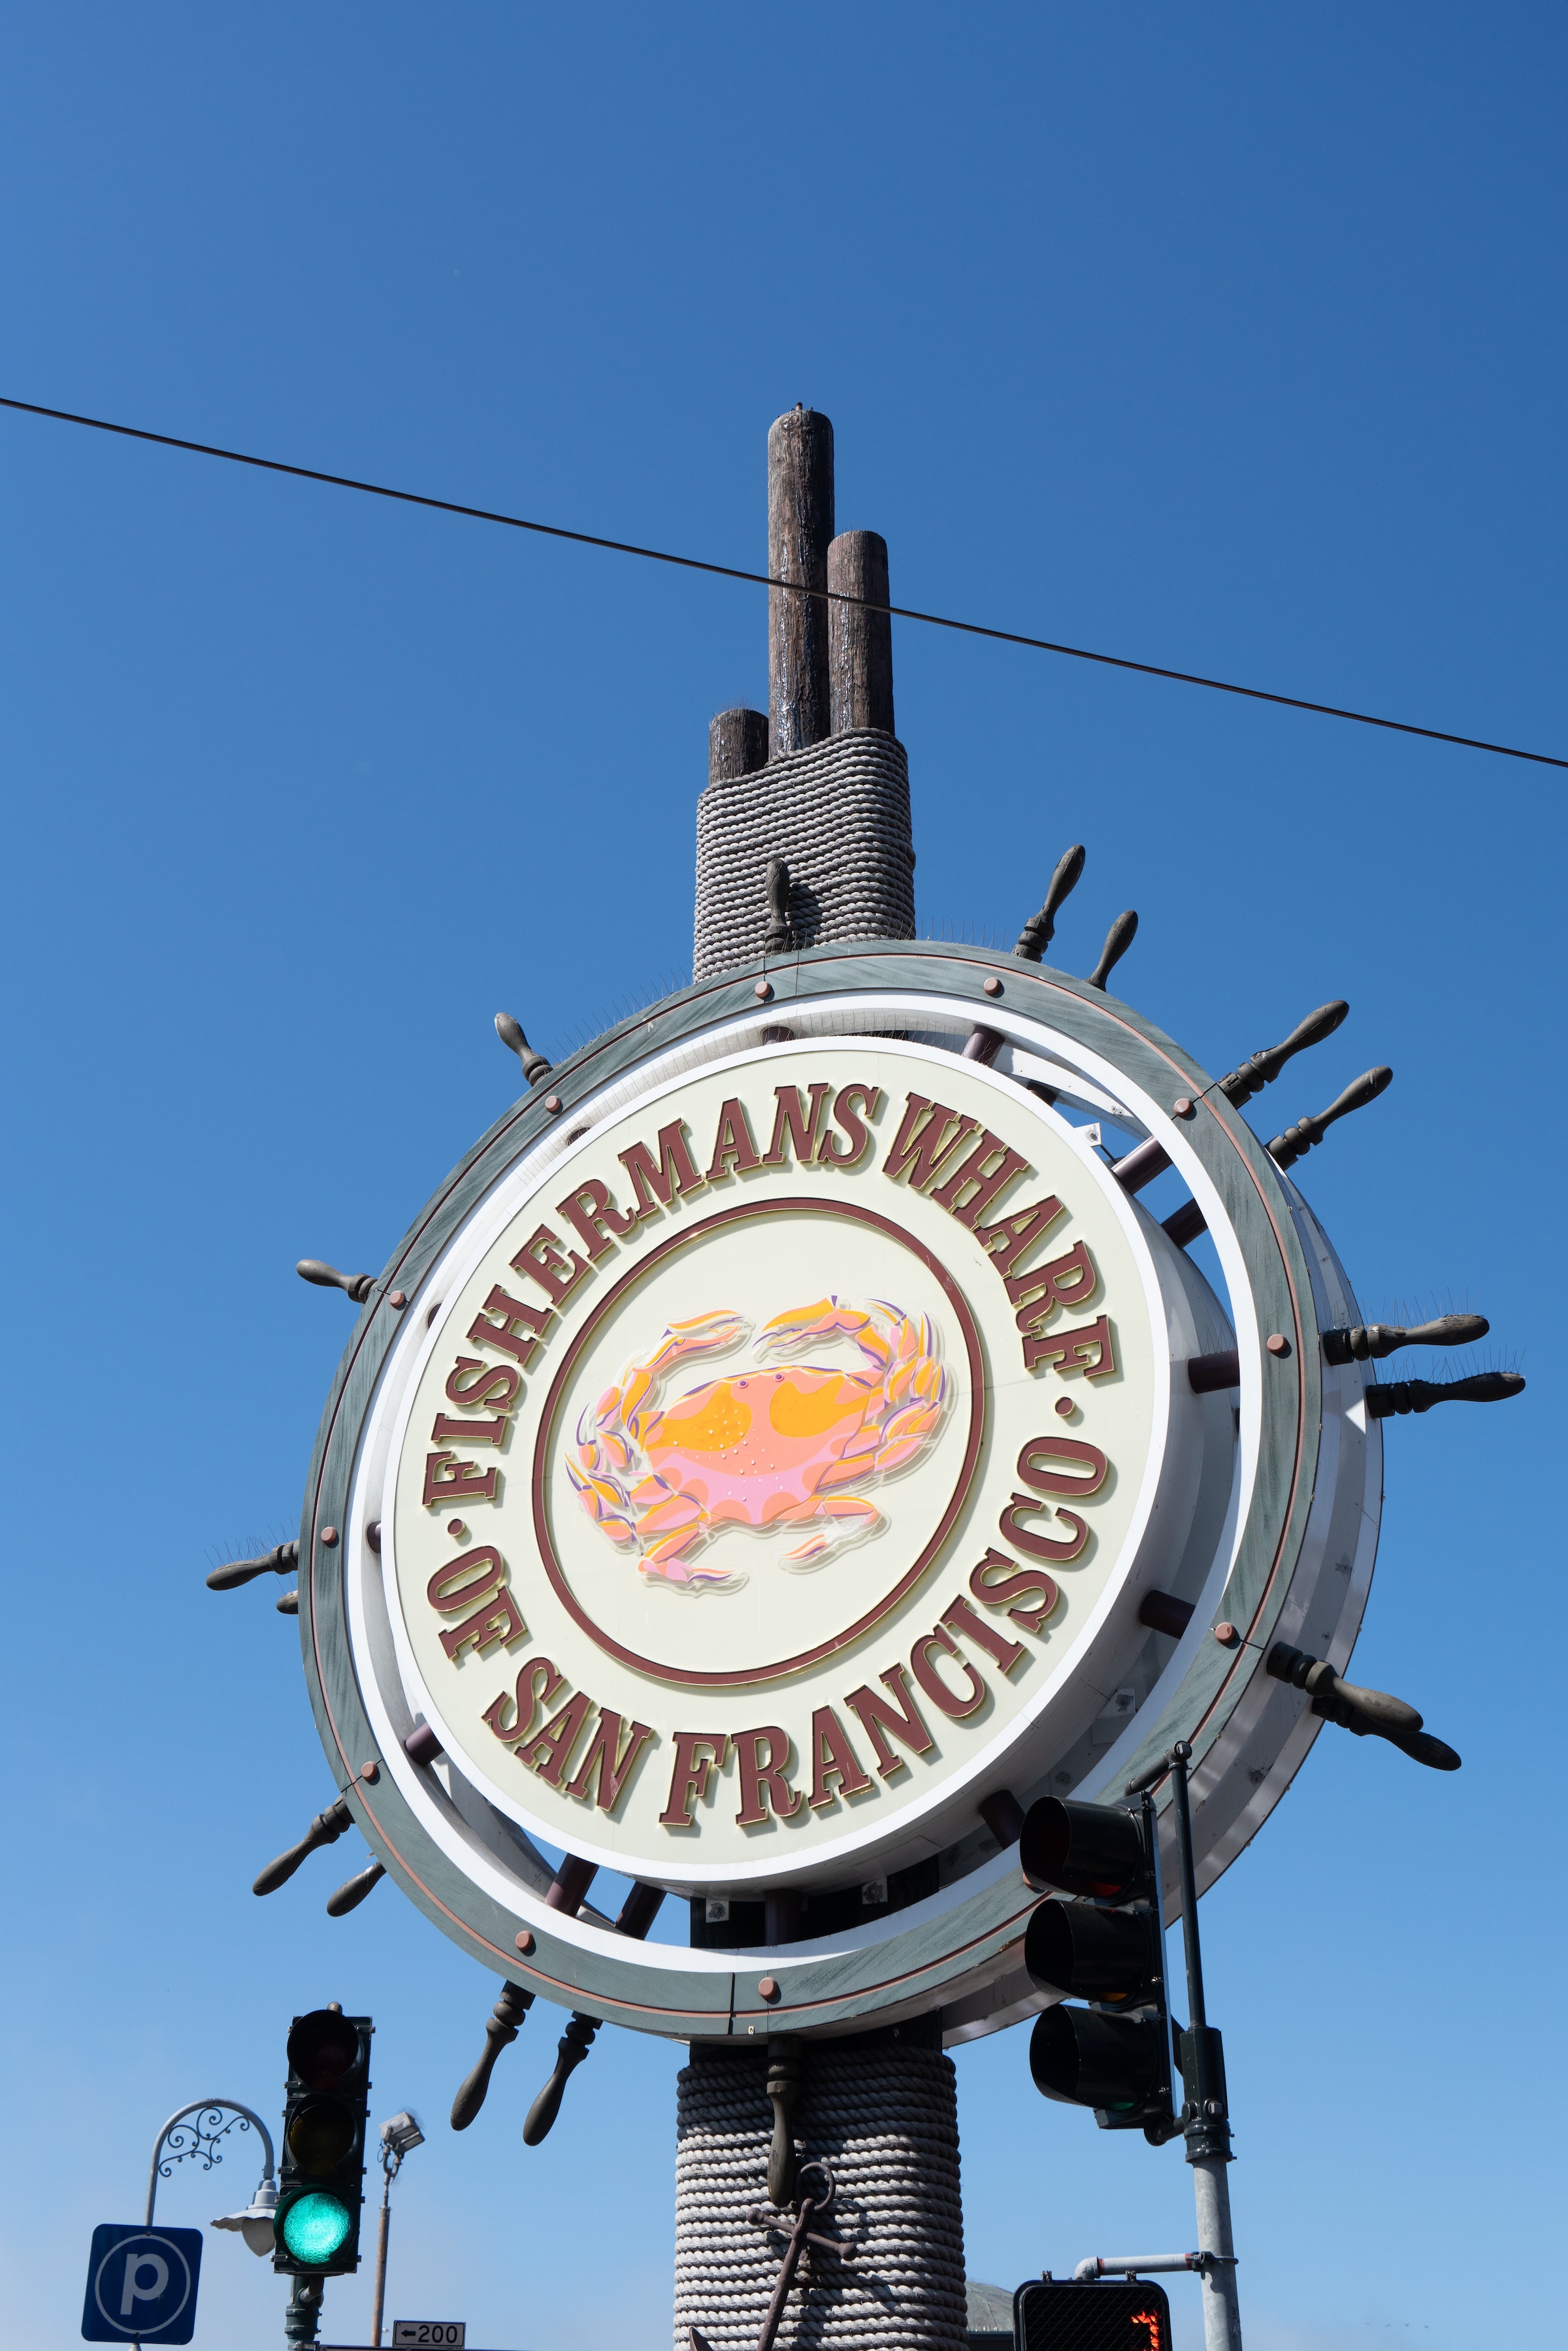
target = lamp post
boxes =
[140,2098,276,2241]
[369,2111,424,2348]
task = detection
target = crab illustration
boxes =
[566,1296,948,1585]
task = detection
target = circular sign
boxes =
[297,946,1380,2043]
[373,1035,1206,1893]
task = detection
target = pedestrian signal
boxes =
[1014,2277,1173,2350]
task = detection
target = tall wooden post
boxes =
[679,415,965,2350]
[828,529,894,736]
[709,706,769,785]
[768,406,834,756]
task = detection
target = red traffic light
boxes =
[1020,1798,1151,1901]
[286,2009,363,2092]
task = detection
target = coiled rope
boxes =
[674,2037,968,2350]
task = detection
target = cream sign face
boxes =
[379,1038,1179,1888]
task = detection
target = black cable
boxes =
[3,389,1562,773]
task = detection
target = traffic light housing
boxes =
[1020,1794,1174,2140]
[1014,2278,1173,2350]
[274,2007,372,2277]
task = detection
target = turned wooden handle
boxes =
[451,1982,534,2130]
[253,1796,352,1896]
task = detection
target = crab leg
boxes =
[781,1495,881,1565]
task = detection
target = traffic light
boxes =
[1020,1794,1174,2141]
[274,2007,372,2277]
[1014,2278,1173,2350]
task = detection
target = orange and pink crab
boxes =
[566,1296,947,1585]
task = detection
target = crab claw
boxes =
[757,1298,872,1355]
[875,1400,943,1473]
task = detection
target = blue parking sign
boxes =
[82,2225,203,2344]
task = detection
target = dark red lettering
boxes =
[970,1546,1060,1634]
[619,1123,704,1219]
[929,1130,1031,1228]
[843,1665,936,1778]
[510,1228,591,1307]
[909,1625,988,1718]
[882,1093,979,1192]
[816,1082,880,1168]
[762,1083,833,1168]
[426,1545,504,1612]
[1022,1313,1117,1380]
[941,1590,1027,1671]
[998,1493,1090,1564]
[1007,1238,1098,1332]
[431,1413,508,1445]
[556,1179,636,1262]
[562,1709,657,1815]
[659,1733,730,1828]
[422,1449,498,1507]
[974,1194,1067,1277]
[482,1656,566,1745]
[806,1705,875,1808]
[468,1285,552,1366]
[518,1691,595,1786]
[733,1726,803,1825]
[1016,1432,1109,1496]
[445,1358,521,1412]
[438,1584,527,1663]
[706,1097,762,1180]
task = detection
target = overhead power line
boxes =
[2,390,1561,773]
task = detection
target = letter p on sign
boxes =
[82,2224,203,2343]
[121,2252,169,2314]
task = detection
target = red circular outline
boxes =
[531,1195,988,1688]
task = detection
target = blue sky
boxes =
[1,8,1562,2348]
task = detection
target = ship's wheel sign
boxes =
[287,947,1395,2039]
[376,1032,1188,1890]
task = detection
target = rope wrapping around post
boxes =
[674,2033,967,2351]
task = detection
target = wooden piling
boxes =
[828,529,894,735]
[767,406,834,755]
[708,706,769,787]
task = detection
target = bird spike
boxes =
[1365,1370,1524,1419]
[522,2012,600,2146]
[297,1259,375,1304]
[325,1860,385,1918]
[1218,1000,1349,1109]
[451,1981,535,2131]
[1087,910,1137,991]
[764,856,792,953]
[207,1539,299,1592]
[495,1013,553,1085]
[253,1796,353,1896]
[1269,1065,1392,1168]
[1015,844,1086,962]
[1323,1312,1489,1366]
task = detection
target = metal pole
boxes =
[284,2275,322,2349]
[1168,1743,1243,2351]
[370,2139,405,2347]
[370,2180,392,2347]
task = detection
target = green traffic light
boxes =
[280,2191,353,2264]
